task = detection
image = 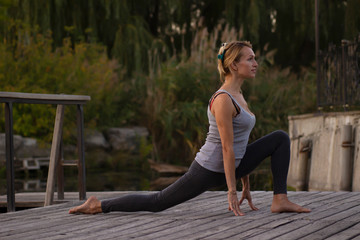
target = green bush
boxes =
[137,59,219,163]
[0,25,126,142]
[0,23,317,164]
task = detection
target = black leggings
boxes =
[101,130,290,213]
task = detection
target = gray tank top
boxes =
[195,89,256,173]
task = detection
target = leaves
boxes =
[0,24,124,142]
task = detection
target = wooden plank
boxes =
[0,191,131,208]
[298,221,359,240]
[241,193,359,240]
[127,218,216,240]
[103,219,176,240]
[107,219,185,240]
[267,195,360,239]
[203,213,303,239]
[0,92,90,102]
[281,191,359,224]
[45,105,65,206]
[202,192,347,239]
[72,217,172,240]
[303,205,360,239]
[324,222,360,240]
[77,104,86,200]
[14,215,149,240]
[162,218,235,240]
[45,211,174,240]
[0,191,360,240]
[201,195,311,238]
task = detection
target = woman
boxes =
[69,41,310,216]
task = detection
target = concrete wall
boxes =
[288,111,360,192]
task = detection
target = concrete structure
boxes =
[288,111,360,192]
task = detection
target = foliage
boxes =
[0,23,125,142]
[139,59,218,162]
[245,62,317,143]
[0,1,332,165]
[130,26,316,163]
[0,19,318,164]
[1,0,359,73]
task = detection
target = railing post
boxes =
[77,104,86,200]
[45,105,65,206]
[56,134,64,200]
[5,102,15,212]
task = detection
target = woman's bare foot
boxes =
[271,194,311,213]
[69,196,102,214]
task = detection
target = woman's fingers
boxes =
[239,190,259,211]
[248,200,259,211]
[227,193,246,216]
[234,207,245,216]
[229,202,245,216]
[238,196,259,211]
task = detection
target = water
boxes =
[0,163,154,195]
[0,159,272,195]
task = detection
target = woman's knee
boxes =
[272,130,290,146]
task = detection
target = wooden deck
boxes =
[1,191,360,239]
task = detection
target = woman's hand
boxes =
[228,191,245,216]
[239,188,258,211]
[239,175,258,211]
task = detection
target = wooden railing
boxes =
[0,92,91,212]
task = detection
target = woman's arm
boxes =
[241,175,250,190]
[211,94,244,216]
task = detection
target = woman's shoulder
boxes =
[211,92,235,115]
[211,90,233,106]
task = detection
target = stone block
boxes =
[106,127,149,152]
[84,129,110,150]
[288,111,360,192]
[16,137,51,158]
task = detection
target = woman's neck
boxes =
[222,75,244,94]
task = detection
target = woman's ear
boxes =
[230,62,238,72]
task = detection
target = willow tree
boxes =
[1,0,158,75]
[2,0,359,70]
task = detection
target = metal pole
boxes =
[315,0,321,110]
[341,40,348,110]
[5,102,15,212]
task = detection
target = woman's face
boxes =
[234,47,258,79]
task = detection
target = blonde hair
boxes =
[217,41,252,82]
